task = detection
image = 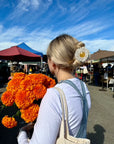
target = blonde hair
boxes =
[47,34,85,70]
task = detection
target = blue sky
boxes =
[0,0,114,54]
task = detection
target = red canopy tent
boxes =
[0,46,41,61]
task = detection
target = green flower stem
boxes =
[12,110,21,118]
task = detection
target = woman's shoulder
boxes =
[42,87,62,113]
[36,87,62,128]
[56,78,90,94]
[45,87,60,99]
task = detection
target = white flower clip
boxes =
[75,47,89,62]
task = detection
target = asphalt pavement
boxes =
[86,83,114,144]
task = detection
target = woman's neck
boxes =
[55,68,74,83]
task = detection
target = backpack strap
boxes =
[54,87,69,138]
[60,79,89,138]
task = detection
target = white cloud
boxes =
[27,38,51,54]
[0,26,25,42]
[56,0,66,12]
[70,0,87,14]
[24,37,114,55]
[0,42,17,50]
[4,18,107,43]
[19,29,53,54]
[17,0,40,11]
[31,0,40,9]
[0,17,113,55]
[61,20,108,39]
[0,26,114,56]
[83,39,114,54]
[0,0,113,59]
[8,0,40,20]
[0,26,52,54]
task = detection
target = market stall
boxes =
[0,46,41,82]
[88,49,114,88]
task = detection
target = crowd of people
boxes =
[0,58,113,88]
[91,63,113,86]
[75,63,114,87]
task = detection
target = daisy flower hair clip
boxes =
[75,47,89,62]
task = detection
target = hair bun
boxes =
[76,41,85,49]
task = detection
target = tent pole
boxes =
[41,57,43,72]
[90,60,92,83]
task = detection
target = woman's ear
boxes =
[48,58,57,75]
[52,61,57,70]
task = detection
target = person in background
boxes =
[17,34,91,144]
[29,66,33,74]
[34,65,40,73]
[19,65,24,72]
[93,64,100,86]
[82,64,88,82]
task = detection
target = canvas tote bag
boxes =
[54,87,90,144]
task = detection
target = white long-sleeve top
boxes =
[17,78,91,144]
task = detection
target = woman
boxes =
[17,34,91,144]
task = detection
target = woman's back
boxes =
[32,78,91,144]
[56,78,91,136]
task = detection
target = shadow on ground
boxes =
[87,124,106,144]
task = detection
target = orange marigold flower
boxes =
[7,78,22,92]
[20,79,35,91]
[1,72,56,129]
[49,78,56,87]
[26,73,46,85]
[13,72,26,80]
[33,84,47,100]
[7,72,26,92]
[15,90,35,109]
[1,91,15,106]
[20,104,39,123]
[44,76,56,88]
[2,115,17,128]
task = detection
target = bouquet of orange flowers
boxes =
[0,72,56,128]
